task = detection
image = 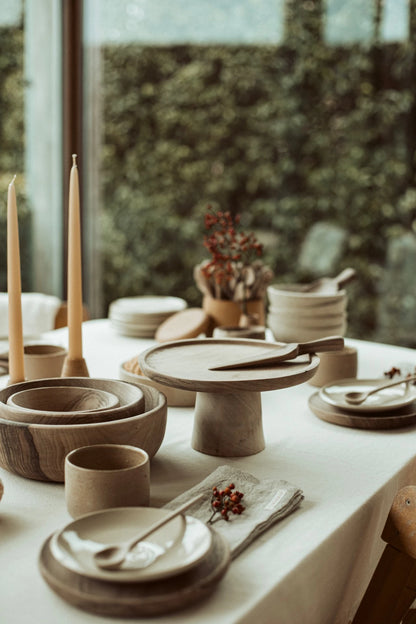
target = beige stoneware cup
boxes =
[23,344,67,380]
[309,346,358,387]
[65,444,150,519]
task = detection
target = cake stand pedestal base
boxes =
[192,390,264,457]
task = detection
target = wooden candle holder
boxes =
[61,355,89,378]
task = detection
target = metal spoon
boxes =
[345,375,416,406]
[93,493,205,571]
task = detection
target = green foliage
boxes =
[0,23,30,291]
[100,8,416,344]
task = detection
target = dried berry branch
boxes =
[207,483,245,524]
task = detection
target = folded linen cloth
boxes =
[0,292,62,338]
[164,465,304,559]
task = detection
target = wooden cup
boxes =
[23,344,67,380]
[308,346,358,387]
[65,444,150,518]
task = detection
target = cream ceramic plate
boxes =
[50,507,212,583]
[320,378,416,412]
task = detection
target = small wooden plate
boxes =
[309,392,416,430]
[39,527,230,617]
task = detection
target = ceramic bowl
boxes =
[267,284,346,308]
[267,315,347,343]
[119,359,196,407]
[268,298,347,317]
[4,386,123,425]
[267,311,346,330]
[0,380,167,482]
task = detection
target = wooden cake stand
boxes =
[139,339,319,457]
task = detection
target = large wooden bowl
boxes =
[0,380,167,482]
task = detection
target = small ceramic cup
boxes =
[65,444,150,519]
[23,344,67,380]
[309,346,358,387]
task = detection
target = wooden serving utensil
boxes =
[295,267,356,294]
[210,336,344,371]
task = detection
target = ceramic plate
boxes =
[50,507,212,583]
[320,378,416,412]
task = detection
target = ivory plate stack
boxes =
[267,284,347,342]
[109,296,187,338]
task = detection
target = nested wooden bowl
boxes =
[4,386,123,425]
[0,379,167,482]
[0,378,145,426]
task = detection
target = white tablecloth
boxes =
[1,319,416,624]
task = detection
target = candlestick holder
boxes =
[61,355,89,378]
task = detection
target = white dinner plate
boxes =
[109,296,187,318]
[320,378,416,412]
[49,507,212,583]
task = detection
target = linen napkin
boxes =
[164,465,303,559]
[0,292,62,338]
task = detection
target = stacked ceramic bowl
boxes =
[0,377,167,482]
[109,296,187,338]
[267,284,347,342]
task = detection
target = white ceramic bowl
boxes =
[268,298,347,317]
[267,312,346,329]
[267,284,347,308]
[267,315,347,343]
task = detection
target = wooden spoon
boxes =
[210,336,344,370]
[345,375,416,405]
[295,267,356,294]
[93,493,206,571]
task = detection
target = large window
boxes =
[0,0,62,297]
[1,1,415,347]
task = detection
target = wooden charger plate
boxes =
[309,392,416,430]
[39,527,230,617]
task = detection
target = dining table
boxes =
[1,318,416,624]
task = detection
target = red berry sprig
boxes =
[207,483,245,524]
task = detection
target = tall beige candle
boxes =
[67,154,83,360]
[7,176,25,383]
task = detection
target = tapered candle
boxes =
[7,176,25,383]
[67,154,83,360]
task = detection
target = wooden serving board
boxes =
[139,338,320,394]
[309,393,416,430]
[39,527,230,617]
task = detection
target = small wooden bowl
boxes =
[0,380,167,483]
[5,387,121,425]
[119,360,196,407]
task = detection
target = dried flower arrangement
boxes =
[194,206,273,306]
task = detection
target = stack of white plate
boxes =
[267,284,347,343]
[109,296,187,338]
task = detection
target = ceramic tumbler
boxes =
[23,344,67,380]
[65,444,150,518]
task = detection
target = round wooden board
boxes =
[155,308,210,342]
[309,392,416,430]
[38,527,230,617]
[140,338,320,393]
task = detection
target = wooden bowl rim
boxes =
[0,379,165,430]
